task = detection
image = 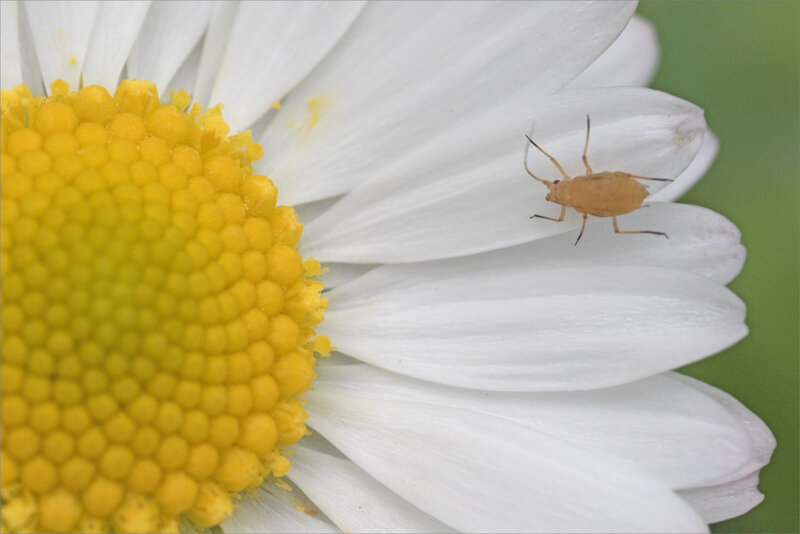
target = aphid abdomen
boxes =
[557,172,648,217]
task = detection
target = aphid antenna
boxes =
[524,135,552,186]
[527,134,570,180]
[525,134,572,183]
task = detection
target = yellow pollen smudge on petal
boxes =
[0,80,328,533]
[306,97,327,131]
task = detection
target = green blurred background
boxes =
[635,2,799,532]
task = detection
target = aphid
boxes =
[525,115,672,245]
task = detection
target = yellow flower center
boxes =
[0,80,329,533]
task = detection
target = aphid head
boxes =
[544,179,560,192]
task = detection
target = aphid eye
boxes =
[553,179,560,184]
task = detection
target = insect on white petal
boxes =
[526,116,672,245]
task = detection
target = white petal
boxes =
[649,129,720,202]
[291,197,378,289]
[295,196,342,226]
[126,1,212,90]
[209,1,364,132]
[516,202,743,285]
[81,0,151,90]
[291,195,378,289]
[165,35,202,98]
[245,103,277,146]
[678,473,764,524]
[671,374,776,483]
[221,485,340,534]
[322,352,363,366]
[302,87,706,263]
[317,262,377,290]
[193,1,239,107]
[17,4,44,95]
[258,1,636,204]
[22,0,99,91]
[321,266,746,391]
[325,202,744,290]
[305,388,708,533]
[565,15,660,90]
[290,437,455,533]
[314,363,759,489]
[1,0,23,89]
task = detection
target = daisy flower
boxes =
[0,1,775,533]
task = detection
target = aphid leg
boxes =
[530,205,566,221]
[612,215,669,239]
[525,135,570,181]
[629,174,673,182]
[574,214,588,245]
[582,115,593,175]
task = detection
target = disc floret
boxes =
[0,80,329,532]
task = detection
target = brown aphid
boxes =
[525,115,672,245]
